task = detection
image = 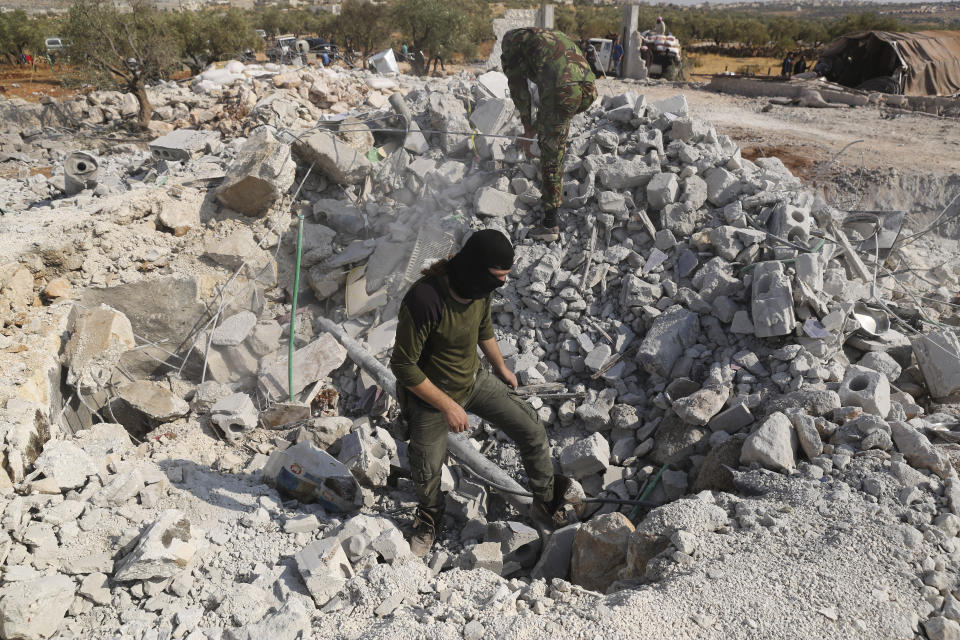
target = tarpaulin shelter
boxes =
[817,31,960,96]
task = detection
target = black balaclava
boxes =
[446,230,514,300]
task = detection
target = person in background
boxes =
[781,53,794,78]
[793,54,807,75]
[390,230,576,556]
[612,36,624,77]
[502,28,597,242]
[653,16,666,35]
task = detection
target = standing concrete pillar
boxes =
[537,2,554,29]
[620,5,647,80]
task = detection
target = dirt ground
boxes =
[0,64,78,101]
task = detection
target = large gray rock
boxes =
[64,304,136,391]
[110,381,189,436]
[570,513,633,593]
[559,433,610,479]
[890,420,951,479]
[740,412,797,472]
[32,440,96,491]
[531,523,581,581]
[113,510,200,581]
[911,329,960,400]
[672,386,727,426]
[223,601,312,640]
[636,306,700,377]
[217,127,296,216]
[0,574,75,640]
[295,537,354,607]
[293,130,372,185]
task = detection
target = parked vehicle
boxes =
[255,29,267,39]
[44,37,67,53]
[587,38,614,75]
[640,30,682,79]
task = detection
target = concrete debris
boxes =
[210,393,259,443]
[113,510,199,582]
[0,574,75,640]
[2,57,959,639]
[570,512,634,593]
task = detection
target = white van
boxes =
[45,37,66,52]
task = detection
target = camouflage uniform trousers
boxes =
[538,80,597,212]
[400,369,555,520]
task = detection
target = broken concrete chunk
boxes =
[740,412,797,472]
[210,393,259,443]
[531,523,581,581]
[752,261,796,338]
[32,440,97,491]
[570,512,634,593]
[672,386,727,426]
[217,127,296,216]
[839,365,890,418]
[113,509,199,581]
[211,311,258,347]
[295,537,354,607]
[0,574,75,640]
[911,329,960,400]
[559,433,610,479]
[637,306,700,377]
[260,333,347,400]
[65,304,136,391]
[111,381,190,435]
[293,130,373,185]
[150,128,221,161]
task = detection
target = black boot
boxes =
[530,474,579,530]
[409,506,443,557]
[530,208,560,242]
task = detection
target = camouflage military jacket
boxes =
[501,28,596,129]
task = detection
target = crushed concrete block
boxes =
[210,393,259,443]
[309,416,354,451]
[560,433,610,479]
[113,509,199,581]
[64,304,136,391]
[337,424,397,487]
[150,128,221,161]
[570,512,633,592]
[486,521,541,570]
[293,130,373,185]
[752,261,796,338]
[672,386,727,426]
[111,381,189,434]
[911,329,960,400]
[0,574,75,640]
[637,306,700,377]
[857,351,902,384]
[651,95,688,116]
[646,172,679,210]
[470,98,514,135]
[462,541,503,575]
[740,412,797,472]
[531,523,581,581]
[32,439,97,492]
[295,536,354,607]
[217,127,296,217]
[403,122,430,155]
[839,365,890,418]
[477,70,509,98]
[890,421,950,479]
[474,187,518,217]
[260,333,347,400]
[284,514,320,534]
[704,167,741,206]
[78,572,111,606]
[211,312,258,347]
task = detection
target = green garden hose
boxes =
[289,212,306,402]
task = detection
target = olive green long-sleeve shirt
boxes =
[390,275,494,403]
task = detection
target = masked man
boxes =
[390,230,573,555]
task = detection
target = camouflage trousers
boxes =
[538,80,597,211]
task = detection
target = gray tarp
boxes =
[820,30,960,96]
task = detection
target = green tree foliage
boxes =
[173,9,259,75]
[0,10,44,62]
[392,0,490,73]
[336,0,389,67]
[65,0,180,129]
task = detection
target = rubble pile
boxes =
[0,60,960,639]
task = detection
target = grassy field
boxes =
[687,53,784,77]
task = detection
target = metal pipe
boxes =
[314,315,533,508]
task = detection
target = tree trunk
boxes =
[132,80,152,131]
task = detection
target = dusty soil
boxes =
[0,64,79,101]
[598,78,960,177]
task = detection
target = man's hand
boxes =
[518,123,536,156]
[442,401,470,433]
[496,367,518,390]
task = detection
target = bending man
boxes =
[501,28,597,243]
[390,230,574,556]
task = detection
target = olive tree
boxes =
[65,0,180,129]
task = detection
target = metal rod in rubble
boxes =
[314,316,533,508]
